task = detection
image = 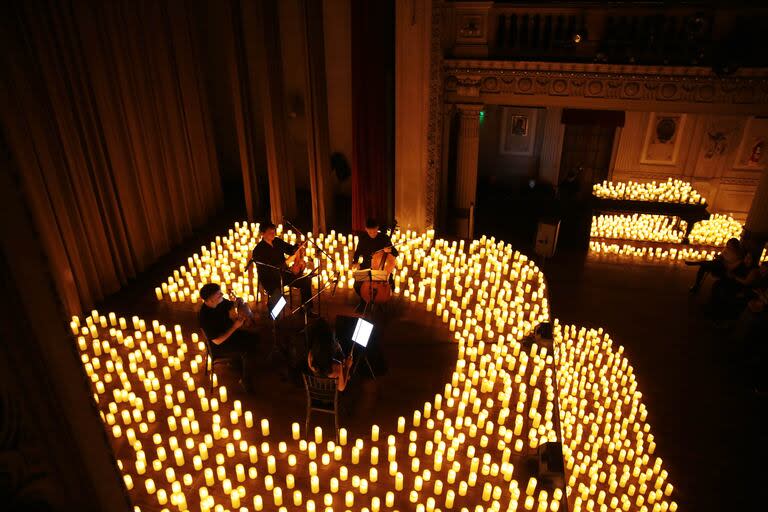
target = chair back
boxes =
[201,330,214,362]
[302,373,338,408]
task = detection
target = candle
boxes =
[445,490,455,508]
[311,475,319,493]
[261,419,270,436]
[292,422,301,440]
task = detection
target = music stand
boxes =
[290,274,339,351]
[264,290,287,360]
[334,315,376,381]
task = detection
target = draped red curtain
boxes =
[0,0,222,316]
[351,1,391,231]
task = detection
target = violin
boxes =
[359,222,398,305]
[284,241,308,275]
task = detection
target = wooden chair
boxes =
[302,373,339,442]
[203,333,245,394]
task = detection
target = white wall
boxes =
[612,111,763,219]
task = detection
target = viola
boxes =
[228,296,255,328]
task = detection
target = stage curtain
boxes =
[351,1,390,231]
[0,0,222,316]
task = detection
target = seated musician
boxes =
[250,222,316,317]
[198,283,257,392]
[353,218,398,307]
[306,318,353,391]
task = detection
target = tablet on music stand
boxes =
[269,294,286,320]
[352,318,373,348]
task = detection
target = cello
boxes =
[359,223,398,305]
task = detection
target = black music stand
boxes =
[289,274,339,351]
[334,315,376,381]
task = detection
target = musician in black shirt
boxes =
[353,218,397,304]
[250,223,315,315]
[198,283,257,391]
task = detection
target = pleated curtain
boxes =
[0,0,223,316]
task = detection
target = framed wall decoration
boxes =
[499,107,538,156]
[734,116,768,170]
[640,112,687,165]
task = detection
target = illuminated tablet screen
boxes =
[269,295,286,319]
[352,318,373,347]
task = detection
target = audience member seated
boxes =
[687,238,743,293]
[730,263,768,393]
[711,252,761,320]
[307,319,353,391]
[199,283,258,392]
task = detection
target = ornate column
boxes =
[454,103,483,238]
[250,0,296,223]
[538,107,565,186]
[743,169,768,256]
[395,0,432,232]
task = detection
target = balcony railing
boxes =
[446,3,768,69]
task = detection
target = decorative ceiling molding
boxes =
[444,59,768,110]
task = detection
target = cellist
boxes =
[353,218,398,309]
[249,222,316,317]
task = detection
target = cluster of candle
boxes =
[593,178,706,205]
[154,223,435,305]
[590,214,687,243]
[554,324,677,512]
[589,241,717,262]
[73,225,676,511]
[687,214,744,247]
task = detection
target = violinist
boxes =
[250,222,316,317]
[353,218,398,308]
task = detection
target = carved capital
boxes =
[454,74,483,97]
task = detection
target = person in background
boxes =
[198,283,257,392]
[306,318,353,391]
[687,237,743,293]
